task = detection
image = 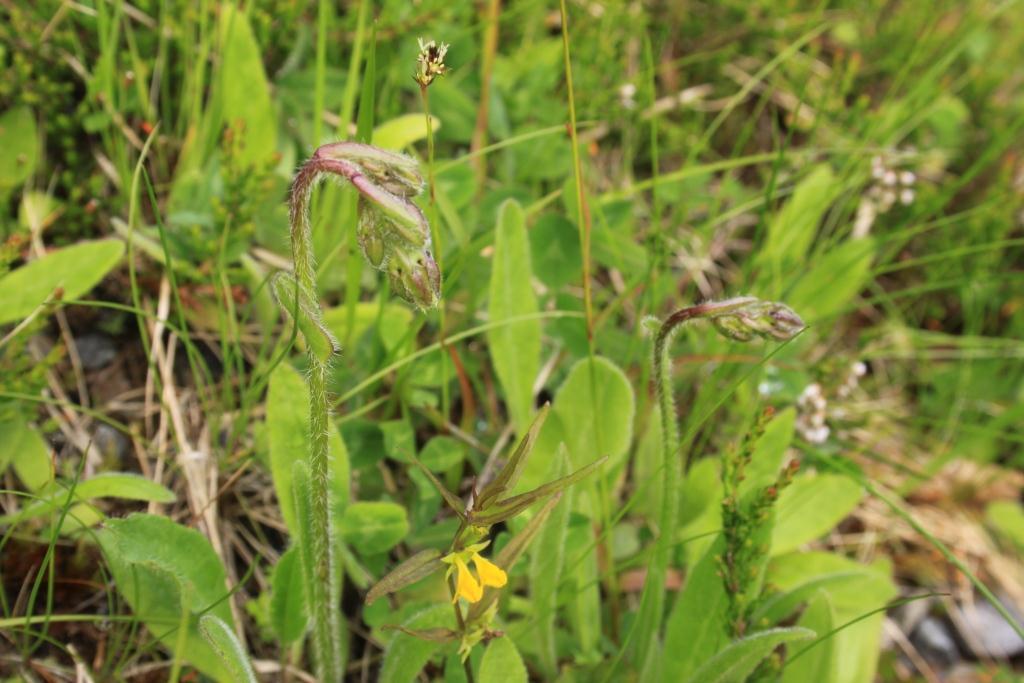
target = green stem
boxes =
[633,298,759,672]
[288,162,343,682]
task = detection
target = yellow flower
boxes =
[472,553,507,588]
[444,544,507,603]
[453,557,482,603]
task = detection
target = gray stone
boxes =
[75,333,117,370]
[957,597,1024,659]
[911,616,960,667]
[92,423,128,463]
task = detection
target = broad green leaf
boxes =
[266,363,350,536]
[372,114,441,151]
[530,213,581,289]
[218,5,277,165]
[380,418,416,463]
[379,603,453,683]
[761,164,839,270]
[323,301,413,353]
[663,536,730,681]
[0,418,52,491]
[478,637,527,683]
[487,199,540,434]
[788,237,876,323]
[339,501,409,555]
[683,627,815,683]
[553,356,635,479]
[270,547,307,644]
[418,436,466,472]
[529,449,573,679]
[199,614,257,683]
[0,240,124,325]
[0,107,38,188]
[96,514,234,681]
[739,407,796,497]
[768,552,896,683]
[365,549,443,605]
[771,473,862,555]
[782,592,837,683]
[750,568,877,626]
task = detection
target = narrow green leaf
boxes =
[270,273,339,363]
[0,239,124,325]
[270,547,308,645]
[199,614,257,683]
[0,473,175,525]
[267,363,350,536]
[487,199,541,435]
[529,448,573,678]
[366,549,443,605]
[684,627,815,683]
[485,455,608,516]
[478,636,527,683]
[410,455,465,518]
[475,403,550,510]
[761,164,839,269]
[788,238,876,322]
[663,537,730,681]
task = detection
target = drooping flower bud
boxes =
[709,300,805,342]
[386,245,441,310]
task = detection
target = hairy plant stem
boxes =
[633,298,757,673]
[289,159,344,682]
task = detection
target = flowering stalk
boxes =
[276,142,440,681]
[632,297,804,673]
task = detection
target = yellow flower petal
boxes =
[453,558,482,603]
[472,553,507,588]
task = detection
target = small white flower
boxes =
[899,188,915,205]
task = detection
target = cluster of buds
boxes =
[289,142,441,310]
[706,298,806,343]
[853,153,919,238]
[414,38,449,87]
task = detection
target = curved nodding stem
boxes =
[280,142,441,682]
[632,296,804,674]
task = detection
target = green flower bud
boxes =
[709,300,805,343]
[386,245,441,310]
